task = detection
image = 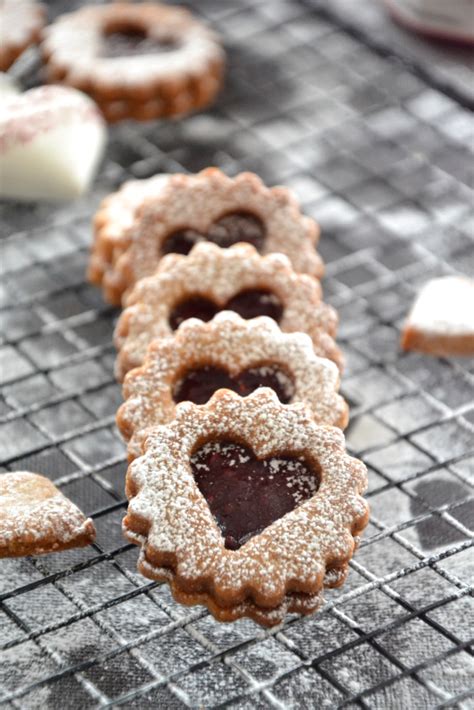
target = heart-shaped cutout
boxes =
[169,288,283,330]
[0,86,106,202]
[162,212,266,256]
[190,440,320,550]
[173,364,295,405]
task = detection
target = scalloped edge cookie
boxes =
[115,242,340,378]
[90,169,323,304]
[123,388,369,618]
[41,3,224,123]
[118,312,348,460]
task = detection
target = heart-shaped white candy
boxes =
[0,72,20,99]
[0,85,107,201]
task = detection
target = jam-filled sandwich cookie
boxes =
[117,312,349,460]
[88,169,323,305]
[402,276,474,357]
[0,471,96,557]
[0,0,45,72]
[146,563,325,627]
[114,242,341,378]
[123,389,369,626]
[41,3,225,123]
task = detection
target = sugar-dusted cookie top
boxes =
[90,169,323,304]
[114,242,340,378]
[118,312,348,459]
[123,388,369,617]
[89,174,171,289]
[0,471,96,557]
[402,276,474,357]
[41,3,225,122]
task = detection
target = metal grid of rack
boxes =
[0,1,473,707]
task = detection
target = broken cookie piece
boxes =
[401,276,474,357]
[0,471,96,557]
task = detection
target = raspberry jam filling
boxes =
[162,212,265,256]
[191,441,320,550]
[173,364,294,405]
[102,28,178,58]
[169,289,283,330]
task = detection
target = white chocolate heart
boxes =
[0,85,107,201]
[402,276,474,357]
[0,72,20,98]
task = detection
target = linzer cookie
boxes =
[41,3,225,123]
[117,312,348,460]
[0,471,96,557]
[401,276,474,357]
[123,389,369,626]
[114,242,341,378]
[89,169,324,305]
[0,0,45,71]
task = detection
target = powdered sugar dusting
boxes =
[117,168,323,298]
[89,174,171,285]
[123,389,368,611]
[42,3,224,87]
[96,175,171,243]
[0,471,96,557]
[117,312,347,459]
[403,276,474,354]
[90,169,323,304]
[114,242,341,376]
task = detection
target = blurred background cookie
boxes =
[0,0,45,71]
[41,2,225,122]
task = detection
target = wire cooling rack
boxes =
[1,1,473,707]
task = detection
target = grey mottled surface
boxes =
[0,0,473,708]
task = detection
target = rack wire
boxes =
[1,1,473,707]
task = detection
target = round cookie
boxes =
[41,3,225,122]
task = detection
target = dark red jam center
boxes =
[102,29,178,58]
[226,289,283,321]
[169,289,283,330]
[173,365,294,405]
[191,441,320,550]
[162,212,265,256]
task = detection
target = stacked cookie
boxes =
[89,169,323,304]
[89,167,369,626]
